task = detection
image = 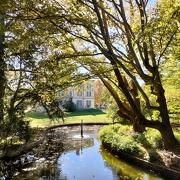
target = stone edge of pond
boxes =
[102,142,180,180]
[45,122,111,130]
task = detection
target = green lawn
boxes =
[26,109,112,128]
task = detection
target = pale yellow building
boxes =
[60,80,95,109]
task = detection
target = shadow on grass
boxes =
[26,112,48,119]
[66,109,106,117]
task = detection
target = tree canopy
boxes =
[0,0,179,150]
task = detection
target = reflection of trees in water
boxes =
[74,138,94,156]
[38,165,62,180]
[18,164,62,179]
[61,126,95,153]
[0,161,15,179]
[0,161,61,179]
[99,146,144,179]
[68,137,94,153]
[0,126,98,179]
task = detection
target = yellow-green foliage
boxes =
[165,88,180,124]
[135,129,162,149]
[99,124,146,157]
[99,124,180,158]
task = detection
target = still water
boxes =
[18,126,163,179]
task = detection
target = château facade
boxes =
[59,80,95,109]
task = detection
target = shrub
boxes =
[134,133,152,148]
[133,129,162,149]
[62,98,76,112]
[143,129,162,148]
[1,106,33,143]
[99,125,146,157]
[99,124,179,162]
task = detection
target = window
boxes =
[86,91,91,97]
[86,100,91,108]
[77,90,83,96]
[76,100,83,109]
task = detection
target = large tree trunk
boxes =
[159,123,178,150]
[133,118,145,132]
[0,10,6,123]
[153,72,178,149]
[104,71,178,149]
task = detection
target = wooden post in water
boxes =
[81,119,83,138]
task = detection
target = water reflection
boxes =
[100,146,160,180]
[72,134,90,139]
[14,126,163,179]
[57,138,115,180]
[57,130,162,180]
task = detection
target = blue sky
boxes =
[147,0,158,8]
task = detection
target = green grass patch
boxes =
[26,109,111,128]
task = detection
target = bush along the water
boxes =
[98,124,179,160]
[98,124,147,158]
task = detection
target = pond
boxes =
[16,125,163,179]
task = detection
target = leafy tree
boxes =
[0,0,87,153]
[0,0,179,150]
[160,26,180,124]
[21,0,179,149]
[0,0,35,149]
[94,79,107,108]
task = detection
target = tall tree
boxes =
[22,0,179,149]
[0,0,87,147]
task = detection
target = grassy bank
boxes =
[99,124,180,161]
[26,109,111,127]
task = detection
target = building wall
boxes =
[72,80,95,109]
[60,80,95,109]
